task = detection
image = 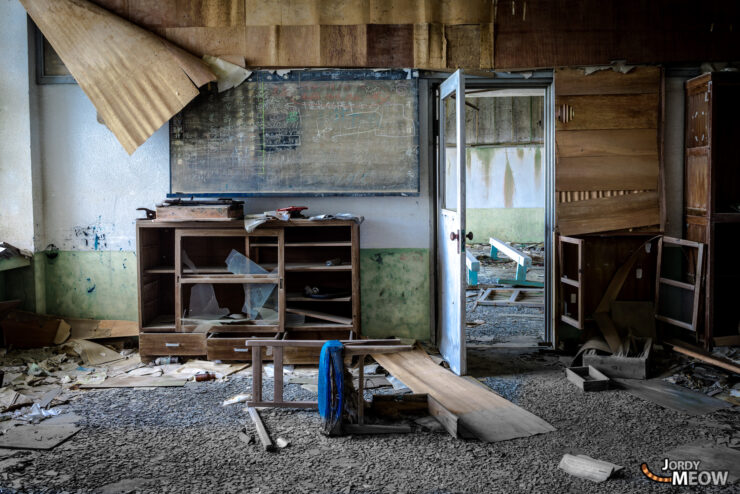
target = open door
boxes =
[437,70,467,375]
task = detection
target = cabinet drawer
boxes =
[140,333,206,356]
[207,336,264,361]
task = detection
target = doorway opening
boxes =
[432,71,555,376]
[449,88,547,349]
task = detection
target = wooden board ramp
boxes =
[372,348,555,442]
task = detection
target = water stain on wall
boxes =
[534,147,542,192]
[503,152,515,208]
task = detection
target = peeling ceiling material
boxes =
[22,0,216,155]
[86,0,493,70]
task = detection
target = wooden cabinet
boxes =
[684,73,740,348]
[136,219,360,361]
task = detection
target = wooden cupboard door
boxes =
[555,67,662,236]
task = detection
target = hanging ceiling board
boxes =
[372,348,555,442]
[22,0,216,155]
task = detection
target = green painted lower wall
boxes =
[21,248,431,341]
[467,207,544,243]
[44,251,138,321]
[360,249,430,341]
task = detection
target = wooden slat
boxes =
[556,156,659,191]
[555,67,661,96]
[556,94,658,131]
[319,25,367,66]
[366,24,413,67]
[556,129,658,158]
[23,0,216,155]
[372,348,555,442]
[557,191,660,236]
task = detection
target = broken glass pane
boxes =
[225,249,276,319]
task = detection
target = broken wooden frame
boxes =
[558,236,584,329]
[474,286,544,309]
[654,236,704,336]
[244,339,412,410]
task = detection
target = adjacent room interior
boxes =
[0,1,739,492]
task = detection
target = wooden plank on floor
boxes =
[372,348,555,442]
[247,407,275,452]
[615,379,732,416]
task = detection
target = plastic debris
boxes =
[222,394,251,406]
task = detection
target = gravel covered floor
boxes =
[2,348,738,494]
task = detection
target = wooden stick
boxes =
[666,339,740,375]
[247,407,275,452]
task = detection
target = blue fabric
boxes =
[318,340,344,426]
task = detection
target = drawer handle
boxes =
[165,343,180,348]
[234,348,250,353]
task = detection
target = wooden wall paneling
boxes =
[318,0,369,25]
[445,24,481,69]
[557,192,661,236]
[555,68,661,97]
[555,94,658,131]
[320,25,367,66]
[556,129,658,158]
[370,0,427,24]
[278,25,321,66]
[494,1,740,70]
[244,26,278,66]
[556,156,659,192]
[366,24,414,67]
[164,27,247,58]
[413,23,446,69]
[432,0,493,25]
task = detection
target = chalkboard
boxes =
[170,78,419,196]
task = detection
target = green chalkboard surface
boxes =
[170,79,419,196]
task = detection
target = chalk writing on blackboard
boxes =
[170,79,420,196]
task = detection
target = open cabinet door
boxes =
[437,70,467,375]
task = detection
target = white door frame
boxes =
[428,71,557,353]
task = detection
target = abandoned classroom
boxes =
[0,0,739,493]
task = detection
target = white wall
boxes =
[37,83,430,252]
[0,0,36,252]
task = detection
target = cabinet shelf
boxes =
[137,219,360,360]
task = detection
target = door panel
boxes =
[437,70,466,375]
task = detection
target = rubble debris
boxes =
[223,394,251,406]
[0,421,79,450]
[558,454,623,482]
[565,366,610,392]
[67,339,123,366]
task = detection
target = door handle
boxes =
[449,232,459,241]
[466,232,474,241]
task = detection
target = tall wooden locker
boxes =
[684,72,740,348]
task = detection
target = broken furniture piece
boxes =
[155,198,244,222]
[655,236,705,340]
[582,337,652,380]
[558,454,623,483]
[465,250,479,286]
[565,366,610,391]
[474,286,543,309]
[488,237,543,287]
[136,218,360,363]
[244,339,410,410]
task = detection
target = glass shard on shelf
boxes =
[188,284,229,320]
[225,249,276,319]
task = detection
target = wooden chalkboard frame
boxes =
[168,70,420,197]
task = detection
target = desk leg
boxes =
[273,346,283,405]
[252,345,262,403]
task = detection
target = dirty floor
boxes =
[466,243,545,346]
[2,347,738,494]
